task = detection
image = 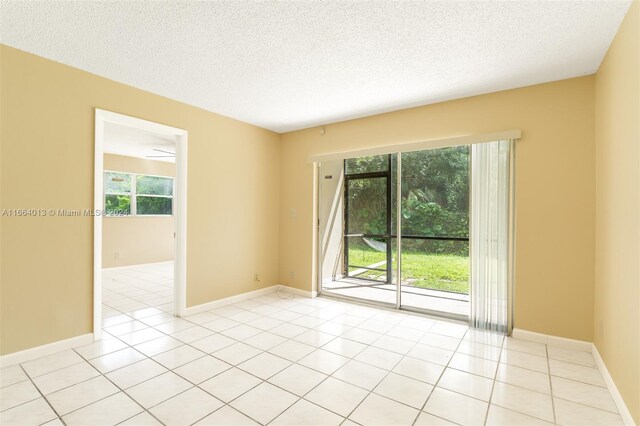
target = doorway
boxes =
[319,147,470,320]
[93,109,188,341]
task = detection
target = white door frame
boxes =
[93,109,188,341]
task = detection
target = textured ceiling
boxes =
[104,123,176,163]
[1,1,632,132]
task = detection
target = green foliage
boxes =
[136,175,173,196]
[137,196,172,215]
[105,194,131,215]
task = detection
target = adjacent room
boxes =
[1,2,638,426]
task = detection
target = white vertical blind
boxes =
[470,140,514,333]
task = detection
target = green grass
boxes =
[348,246,469,294]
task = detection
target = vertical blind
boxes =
[470,140,515,333]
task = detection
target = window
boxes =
[104,171,174,216]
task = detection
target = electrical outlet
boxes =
[114,252,119,260]
[289,271,295,280]
[254,273,260,283]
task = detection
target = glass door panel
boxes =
[399,147,470,318]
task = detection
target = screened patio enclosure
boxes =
[318,146,471,319]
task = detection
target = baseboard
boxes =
[512,328,592,352]
[184,285,280,316]
[592,344,636,426]
[103,260,173,271]
[278,285,317,298]
[0,333,94,368]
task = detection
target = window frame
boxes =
[104,170,175,217]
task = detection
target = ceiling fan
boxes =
[146,148,175,159]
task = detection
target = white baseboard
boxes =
[278,285,317,298]
[0,333,94,368]
[184,285,280,316]
[512,328,592,352]
[592,344,636,426]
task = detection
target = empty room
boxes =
[0,1,638,426]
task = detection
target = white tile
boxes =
[221,324,263,340]
[75,338,129,360]
[42,418,65,426]
[429,321,468,339]
[184,312,221,325]
[169,326,214,343]
[270,310,302,322]
[372,335,416,354]
[230,382,298,425]
[438,368,494,401]
[190,333,236,353]
[419,333,461,351]
[414,411,457,425]
[350,393,419,426]
[333,360,388,390]
[407,343,453,366]
[120,328,166,346]
[133,336,183,357]
[155,319,194,334]
[551,376,618,413]
[104,321,149,337]
[502,338,547,357]
[32,361,100,395]
[195,405,258,425]
[243,331,288,351]
[399,316,436,331]
[386,326,425,342]
[173,356,231,384]
[496,363,551,394]
[357,319,394,334]
[268,364,327,396]
[298,349,350,375]
[0,397,57,425]
[150,387,223,426]
[449,352,498,379]
[102,314,134,327]
[272,399,343,426]
[269,339,316,362]
[46,376,119,415]
[138,312,175,326]
[0,365,28,388]
[62,392,143,426]
[486,404,553,425]
[547,346,596,367]
[125,371,192,409]
[554,397,624,426]
[202,317,242,332]
[464,329,505,347]
[500,349,548,373]
[199,367,262,403]
[105,359,168,389]
[129,307,163,319]
[248,316,285,331]
[212,342,262,365]
[332,314,365,328]
[354,346,403,370]
[322,337,368,358]
[374,372,433,408]
[342,328,383,345]
[491,382,554,422]
[305,377,368,417]
[90,347,147,373]
[293,330,336,348]
[152,345,206,369]
[314,321,353,336]
[22,350,84,378]
[238,352,291,379]
[549,359,606,387]
[228,310,263,323]
[424,387,488,426]
[393,356,444,384]
[456,340,501,362]
[120,412,163,425]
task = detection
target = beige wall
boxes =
[594,1,640,422]
[102,154,175,268]
[280,76,596,342]
[0,45,280,355]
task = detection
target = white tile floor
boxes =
[0,263,624,426]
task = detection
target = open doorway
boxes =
[93,110,187,341]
